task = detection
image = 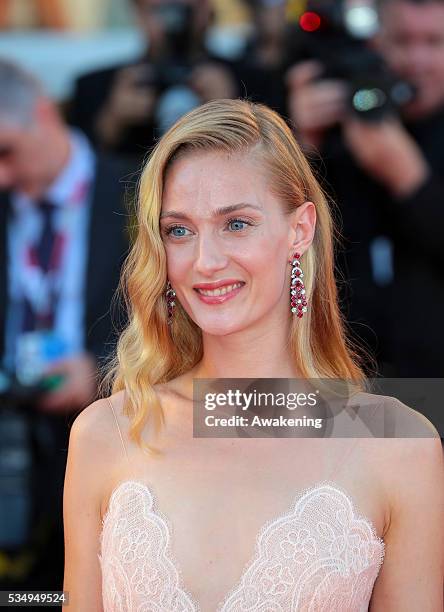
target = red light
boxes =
[299,11,321,32]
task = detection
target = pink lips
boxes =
[193,280,245,305]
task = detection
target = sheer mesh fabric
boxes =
[98,479,385,611]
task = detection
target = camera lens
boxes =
[352,87,386,113]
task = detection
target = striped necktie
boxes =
[37,199,57,272]
[22,199,58,332]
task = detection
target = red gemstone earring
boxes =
[290,252,307,318]
[166,280,176,324]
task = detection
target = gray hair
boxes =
[0,59,44,127]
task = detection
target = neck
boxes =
[193,310,299,379]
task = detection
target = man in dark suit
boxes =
[0,59,133,591]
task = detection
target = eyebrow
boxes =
[159,203,263,221]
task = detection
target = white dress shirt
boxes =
[3,129,96,374]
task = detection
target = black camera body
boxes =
[289,0,415,120]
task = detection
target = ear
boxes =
[287,201,316,259]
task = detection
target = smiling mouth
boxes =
[195,282,244,297]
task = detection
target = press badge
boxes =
[15,331,68,387]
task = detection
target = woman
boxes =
[63,99,444,610]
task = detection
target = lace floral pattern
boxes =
[99,482,196,612]
[219,483,385,612]
[99,481,385,612]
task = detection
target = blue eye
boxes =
[167,225,190,237]
[164,217,253,238]
[228,218,250,231]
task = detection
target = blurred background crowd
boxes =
[0,0,443,599]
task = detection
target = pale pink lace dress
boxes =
[98,400,385,611]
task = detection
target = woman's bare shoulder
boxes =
[349,391,440,438]
[352,394,444,518]
[68,390,127,476]
[67,392,131,519]
[71,390,125,440]
[346,392,442,491]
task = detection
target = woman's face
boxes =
[160,150,314,336]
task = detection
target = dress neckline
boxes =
[99,478,385,611]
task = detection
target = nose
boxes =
[194,232,229,277]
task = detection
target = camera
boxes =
[288,0,416,120]
[0,369,63,550]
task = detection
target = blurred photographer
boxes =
[288,0,444,376]
[70,0,238,159]
[0,60,130,590]
[233,0,289,113]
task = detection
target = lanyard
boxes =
[19,180,90,329]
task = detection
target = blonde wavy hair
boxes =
[102,98,365,454]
